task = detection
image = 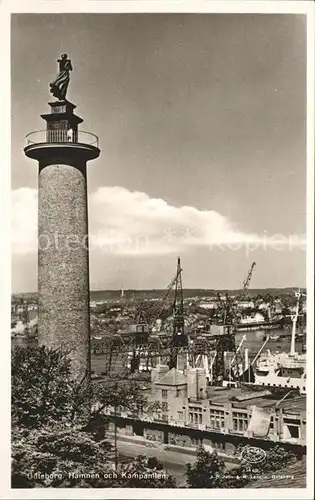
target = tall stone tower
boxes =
[24,55,100,382]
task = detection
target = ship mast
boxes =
[290,290,300,355]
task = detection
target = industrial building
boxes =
[105,365,306,455]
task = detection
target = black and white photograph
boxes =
[1,1,314,498]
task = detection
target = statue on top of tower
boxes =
[49,54,73,101]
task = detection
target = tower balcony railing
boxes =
[25,129,99,148]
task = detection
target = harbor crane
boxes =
[92,257,249,384]
[239,261,256,301]
[133,257,184,330]
[223,262,256,383]
[117,257,188,372]
[93,256,233,381]
[170,257,188,368]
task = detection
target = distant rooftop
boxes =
[207,386,306,412]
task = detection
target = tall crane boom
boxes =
[172,257,185,338]
[240,261,256,300]
[170,257,188,368]
[135,259,183,328]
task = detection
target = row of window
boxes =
[156,404,301,436]
[228,416,248,431]
[210,409,225,429]
[189,412,203,424]
[175,408,250,430]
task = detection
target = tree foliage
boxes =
[186,446,225,488]
[11,346,88,429]
[11,345,175,488]
[91,378,148,415]
[11,424,115,488]
[147,456,164,471]
[12,346,156,430]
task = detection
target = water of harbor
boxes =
[235,327,303,357]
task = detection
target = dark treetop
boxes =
[49,54,73,101]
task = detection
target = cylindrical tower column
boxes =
[24,99,100,382]
[38,162,90,381]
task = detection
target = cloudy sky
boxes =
[11,14,306,292]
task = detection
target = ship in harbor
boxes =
[250,291,306,395]
[254,349,306,394]
[235,311,283,332]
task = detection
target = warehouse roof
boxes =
[207,387,273,405]
[277,396,306,413]
[207,387,306,413]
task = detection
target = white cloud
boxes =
[11,188,38,253]
[11,185,306,256]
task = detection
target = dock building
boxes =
[104,366,306,455]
